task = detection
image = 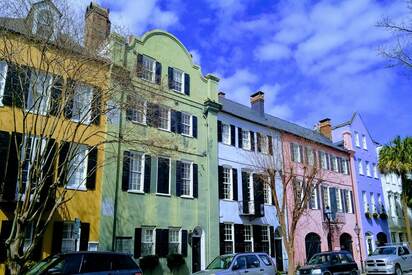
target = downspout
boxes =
[111,41,128,251]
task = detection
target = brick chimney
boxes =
[84,2,111,51]
[250,91,264,116]
[318,118,332,140]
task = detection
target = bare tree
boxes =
[251,137,329,275]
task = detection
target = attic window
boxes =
[33,8,55,39]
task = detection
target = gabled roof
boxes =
[333,112,381,144]
[332,112,357,129]
[219,97,347,152]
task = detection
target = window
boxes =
[373,164,378,178]
[158,107,171,131]
[141,227,155,256]
[23,223,34,253]
[346,191,353,213]
[27,71,52,114]
[129,152,144,192]
[354,132,360,147]
[246,255,261,268]
[223,224,234,254]
[260,135,269,154]
[244,225,253,252]
[222,123,231,145]
[342,159,349,175]
[264,182,272,204]
[306,147,315,166]
[142,55,156,82]
[223,167,233,200]
[291,143,302,163]
[21,136,46,188]
[336,189,343,212]
[130,100,146,124]
[0,61,8,104]
[310,186,319,209]
[322,186,331,210]
[242,130,251,150]
[72,83,93,123]
[172,68,184,92]
[259,254,273,266]
[320,151,328,169]
[261,226,270,254]
[294,179,303,204]
[181,161,193,197]
[366,161,371,177]
[157,157,171,194]
[362,135,367,150]
[33,8,54,38]
[115,237,132,254]
[181,113,192,136]
[62,223,77,253]
[67,144,88,189]
[363,192,368,213]
[378,193,382,212]
[358,159,364,175]
[331,156,339,172]
[169,228,181,254]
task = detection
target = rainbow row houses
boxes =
[0,1,409,274]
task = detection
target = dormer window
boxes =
[31,3,59,40]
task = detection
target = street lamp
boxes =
[354,223,364,272]
[324,207,333,251]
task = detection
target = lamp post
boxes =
[354,223,364,273]
[324,207,333,251]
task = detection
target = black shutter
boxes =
[157,158,170,194]
[176,111,182,134]
[238,128,243,149]
[0,220,12,262]
[122,151,130,191]
[155,229,169,257]
[147,103,159,127]
[171,110,177,133]
[57,142,70,187]
[218,165,224,199]
[181,230,188,257]
[217,121,222,142]
[219,223,225,255]
[176,161,182,196]
[91,88,101,125]
[268,135,273,155]
[316,185,321,210]
[230,125,236,146]
[144,155,151,193]
[3,63,30,108]
[253,225,262,252]
[49,76,63,116]
[234,224,245,253]
[32,234,44,261]
[86,147,97,190]
[79,223,90,251]
[330,187,337,213]
[254,174,265,217]
[125,95,133,122]
[290,143,295,162]
[270,226,276,257]
[64,79,75,119]
[232,168,238,201]
[136,54,143,78]
[341,190,347,213]
[299,146,304,163]
[184,73,190,95]
[155,62,162,85]
[192,116,198,138]
[250,131,255,151]
[257,133,262,152]
[134,228,142,258]
[51,221,63,254]
[193,163,198,198]
[168,67,174,89]
[242,171,250,214]
[0,131,10,192]
[42,139,56,204]
[3,133,21,200]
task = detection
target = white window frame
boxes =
[141,227,155,256]
[358,159,364,175]
[71,83,93,124]
[180,160,193,197]
[222,123,231,145]
[260,135,269,154]
[261,225,271,254]
[223,223,234,254]
[307,147,315,166]
[362,191,368,213]
[168,228,181,254]
[362,135,367,150]
[242,130,251,150]
[128,152,145,193]
[20,135,46,189]
[342,159,349,175]
[158,106,171,131]
[366,161,371,177]
[310,186,319,209]
[115,237,132,254]
[371,193,376,213]
[292,143,302,162]
[264,181,272,205]
[332,156,339,172]
[320,151,328,169]
[172,68,184,93]
[181,112,193,137]
[62,222,79,253]
[141,55,156,83]
[373,164,378,178]
[346,191,353,213]
[67,144,88,190]
[336,189,343,212]
[157,157,171,195]
[248,173,255,214]
[244,225,254,252]
[131,99,147,125]
[0,61,8,106]
[26,70,53,115]
[354,132,360,147]
[322,186,331,210]
[222,167,233,200]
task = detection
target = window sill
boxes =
[65,186,87,192]
[180,195,194,199]
[158,127,171,133]
[181,133,193,138]
[131,120,147,126]
[221,142,234,147]
[172,89,184,94]
[127,190,144,194]
[222,199,234,202]
[156,193,171,197]
[140,77,156,84]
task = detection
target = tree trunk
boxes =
[8,235,24,275]
[8,260,21,275]
[287,242,296,275]
[401,174,412,246]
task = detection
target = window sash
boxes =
[354,132,360,147]
[116,237,132,254]
[181,161,192,196]
[336,189,343,212]
[366,162,371,177]
[132,100,147,124]
[142,56,155,82]
[26,71,52,114]
[181,113,192,136]
[224,224,233,241]
[242,130,251,150]
[129,152,144,192]
[169,229,181,254]
[261,135,269,154]
[67,145,88,189]
[222,123,231,145]
[264,182,271,204]
[358,159,363,175]
[62,223,77,253]
[159,107,171,130]
[362,135,367,149]
[310,187,318,209]
[223,167,232,200]
[72,84,93,123]
[172,69,183,92]
[0,61,8,104]
[141,228,155,256]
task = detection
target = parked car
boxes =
[193,252,276,275]
[24,251,142,275]
[365,245,412,275]
[297,251,358,275]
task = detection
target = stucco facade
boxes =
[332,113,390,258]
[99,30,220,274]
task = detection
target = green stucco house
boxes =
[99,28,221,274]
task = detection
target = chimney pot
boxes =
[318,118,332,140]
[250,91,264,116]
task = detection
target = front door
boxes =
[192,236,201,273]
[275,238,284,271]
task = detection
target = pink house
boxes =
[282,119,363,267]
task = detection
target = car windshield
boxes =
[207,255,234,270]
[372,247,397,255]
[308,254,330,265]
[24,255,62,275]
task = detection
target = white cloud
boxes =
[190,50,202,64]
[255,43,292,61]
[219,69,259,104]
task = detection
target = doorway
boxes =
[274,227,284,271]
[192,236,201,273]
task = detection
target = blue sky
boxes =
[77,0,411,144]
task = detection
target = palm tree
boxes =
[378,136,412,245]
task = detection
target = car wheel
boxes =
[323,271,332,275]
[395,265,402,275]
[351,269,358,275]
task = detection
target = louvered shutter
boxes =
[136,54,143,78]
[79,223,90,251]
[4,133,21,200]
[64,79,75,119]
[155,62,162,84]
[0,131,10,193]
[253,174,265,217]
[253,225,262,252]
[86,147,97,190]
[192,116,198,138]
[0,220,12,262]
[168,67,174,89]
[268,135,273,155]
[238,128,243,148]
[218,165,224,199]
[230,125,236,146]
[193,163,198,198]
[184,73,190,95]
[171,110,177,133]
[232,168,238,201]
[242,172,250,213]
[234,224,245,253]
[270,226,276,257]
[342,190,347,213]
[51,221,63,254]
[144,155,151,193]
[217,121,222,142]
[91,88,101,125]
[157,158,170,194]
[176,111,182,134]
[134,228,142,258]
[176,161,182,196]
[250,131,255,151]
[257,133,262,152]
[125,95,133,122]
[3,63,30,108]
[219,223,225,255]
[57,142,70,187]
[122,151,130,191]
[349,191,354,213]
[155,229,169,257]
[181,230,188,256]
